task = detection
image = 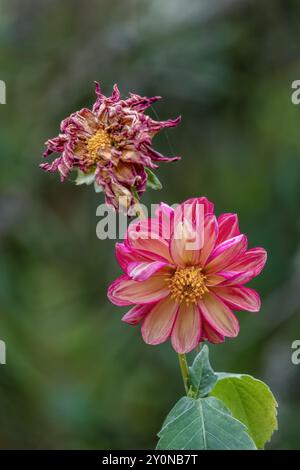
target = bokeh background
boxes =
[0,0,300,450]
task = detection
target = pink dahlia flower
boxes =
[40,83,181,211]
[108,197,267,353]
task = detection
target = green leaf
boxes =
[145,167,162,190]
[75,170,95,186]
[210,374,278,449]
[157,396,256,450]
[188,345,217,398]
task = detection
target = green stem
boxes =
[178,353,189,394]
[131,187,145,219]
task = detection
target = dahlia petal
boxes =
[115,243,153,272]
[126,219,172,262]
[43,135,67,157]
[111,84,121,102]
[107,273,170,306]
[92,81,104,113]
[144,145,181,162]
[217,213,240,244]
[94,81,103,98]
[201,321,225,344]
[39,158,61,173]
[155,202,175,239]
[122,303,154,325]
[170,199,209,266]
[212,270,249,286]
[220,247,267,285]
[170,218,201,267]
[174,198,210,226]
[182,197,214,216]
[198,292,240,337]
[141,296,178,346]
[205,234,248,274]
[171,302,202,353]
[205,274,225,286]
[149,116,181,133]
[199,215,218,266]
[127,260,168,281]
[120,148,145,165]
[212,286,261,312]
[127,93,162,111]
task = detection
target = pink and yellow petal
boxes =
[122,303,154,325]
[126,219,172,262]
[201,321,225,344]
[171,302,202,353]
[212,286,261,312]
[220,247,267,285]
[170,218,202,267]
[127,260,169,281]
[199,214,218,266]
[141,296,178,346]
[217,213,240,244]
[198,291,240,338]
[205,234,247,274]
[107,273,170,306]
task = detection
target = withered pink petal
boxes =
[127,93,162,111]
[143,145,181,162]
[171,302,202,353]
[149,115,182,133]
[110,83,121,102]
[141,296,178,346]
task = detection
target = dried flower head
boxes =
[40,83,181,211]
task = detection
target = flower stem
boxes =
[134,199,145,219]
[178,353,189,394]
[131,188,145,219]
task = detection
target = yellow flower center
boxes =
[168,266,208,305]
[87,129,112,161]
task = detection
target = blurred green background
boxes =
[0,0,300,450]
